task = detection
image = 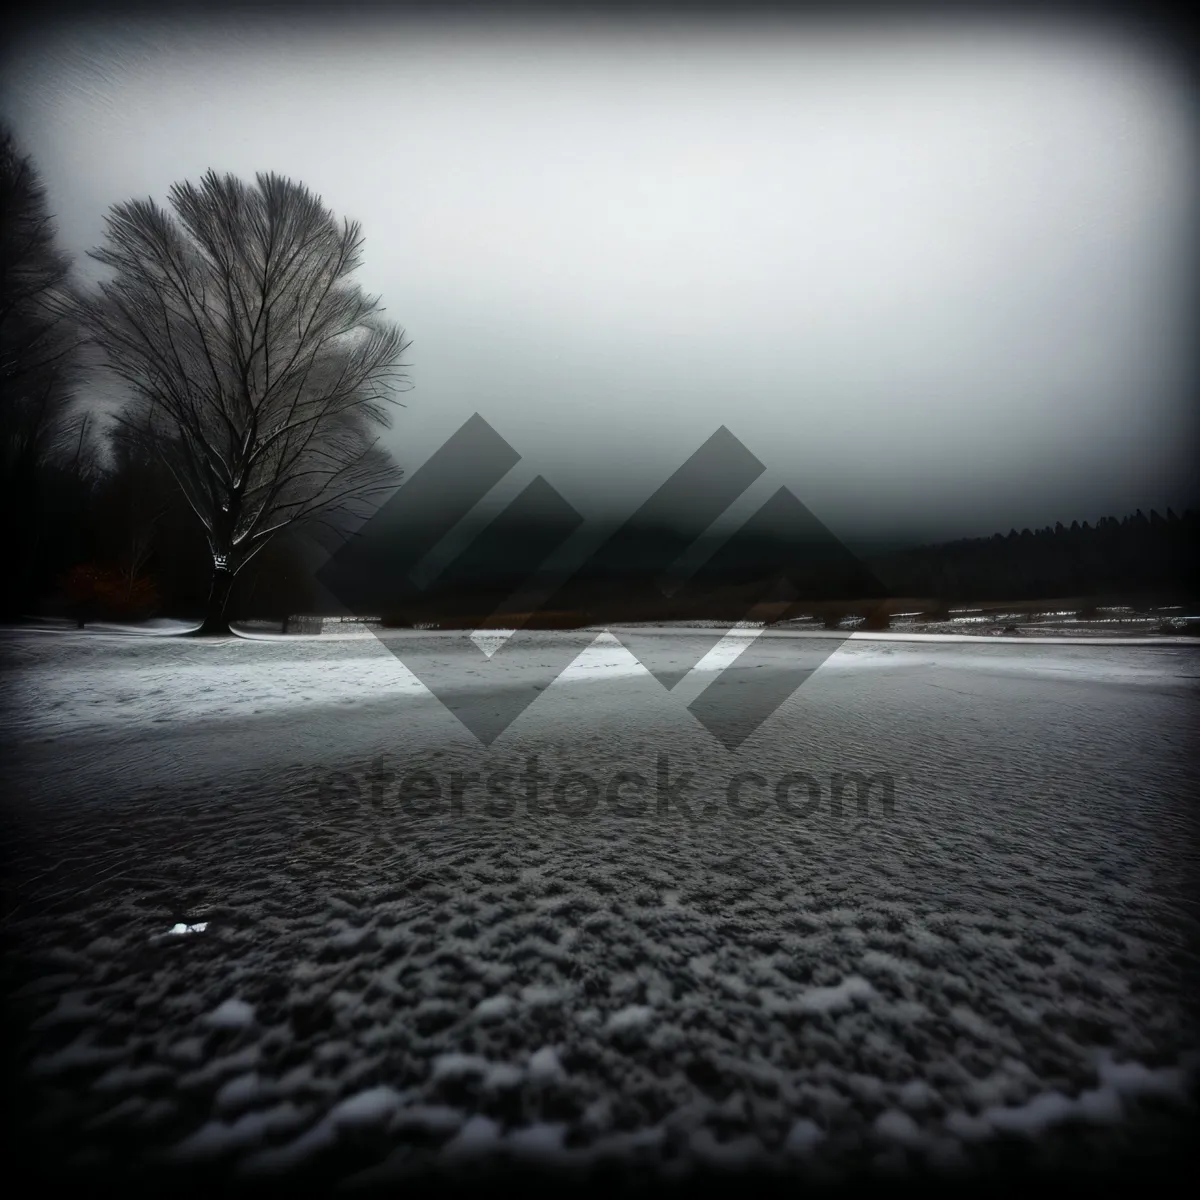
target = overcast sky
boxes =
[3,11,1196,544]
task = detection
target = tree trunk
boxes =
[193,562,234,636]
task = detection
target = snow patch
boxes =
[442,1115,503,1162]
[509,1122,572,1164]
[783,1118,825,1156]
[520,983,567,1006]
[528,1046,564,1083]
[165,921,208,936]
[203,998,256,1030]
[1097,1055,1188,1100]
[330,1086,404,1128]
[473,994,515,1020]
[794,974,875,1014]
[874,1108,926,1147]
[690,1127,763,1168]
[605,1005,655,1033]
[390,1105,464,1135]
[172,1102,310,1162]
[431,1053,491,1081]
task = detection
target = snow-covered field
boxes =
[1,625,1198,1194]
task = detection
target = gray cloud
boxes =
[4,13,1196,543]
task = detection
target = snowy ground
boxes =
[1,624,1198,1195]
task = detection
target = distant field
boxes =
[369,595,1199,634]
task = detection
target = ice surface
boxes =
[2,627,1197,1187]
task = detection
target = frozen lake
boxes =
[1,626,1198,1192]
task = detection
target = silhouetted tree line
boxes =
[1,126,97,619]
[870,510,1199,602]
[361,506,1198,630]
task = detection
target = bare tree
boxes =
[75,170,411,634]
[0,124,92,616]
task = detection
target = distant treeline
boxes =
[11,412,1198,626]
[868,509,1198,603]
[13,450,1198,627]
[369,507,1199,630]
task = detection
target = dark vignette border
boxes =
[1,2,1197,1197]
